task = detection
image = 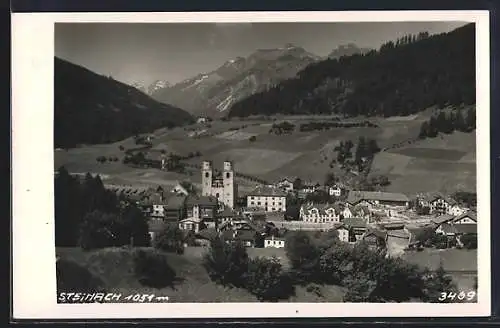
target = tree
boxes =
[324,173,336,186]
[421,263,458,302]
[78,210,123,250]
[285,231,321,283]
[244,257,295,301]
[133,249,177,288]
[249,136,257,142]
[419,121,429,138]
[120,204,151,247]
[367,139,381,155]
[202,236,249,287]
[293,177,303,190]
[153,224,185,254]
[460,233,477,249]
[355,136,367,165]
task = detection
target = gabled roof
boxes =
[363,229,388,240]
[431,214,455,225]
[248,185,287,197]
[423,192,457,205]
[197,228,218,240]
[454,210,477,223]
[301,203,338,215]
[185,194,218,206]
[180,217,202,223]
[347,191,409,204]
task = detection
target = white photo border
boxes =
[11,10,491,319]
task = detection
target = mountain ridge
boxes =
[228,24,475,118]
[54,57,194,149]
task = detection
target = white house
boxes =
[299,203,340,223]
[341,206,353,219]
[336,226,350,242]
[264,236,286,248]
[275,177,295,193]
[328,185,342,197]
[420,193,464,215]
[246,185,287,212]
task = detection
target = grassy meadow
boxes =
[54,109,476,196]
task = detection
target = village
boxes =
[104,159,478,257]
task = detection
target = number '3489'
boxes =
[438,291,476,302]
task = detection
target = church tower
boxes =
[201,160,213,196]
[223,161,235,209]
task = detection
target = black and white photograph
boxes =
[12,11,491,318]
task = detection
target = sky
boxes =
[55,21,468,85]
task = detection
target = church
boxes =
[201,160,238,210]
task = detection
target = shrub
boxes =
[202,236,249,287]
[249,136,257,142]
[56,259,105,297]
[153,225,185,254]
[306,283,323,297]
[133,249,176,288]
[244,257,295,301]
[460,233,477,249]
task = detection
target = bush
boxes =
[56,259,105,297]
[249,136,257,142]
[244,257,295,301]
[460,233,477,249]
[133,249,176,288]
[202,236,249,287]
[153,225,185,254]
[306,283,323,297]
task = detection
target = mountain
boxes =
[327,43,372,59]
[228,24,475,118]
[131,80,171,95]
[54,57,194,149]
[150,43,321,117]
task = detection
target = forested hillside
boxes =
[228,24,475,118]
[54,57,194,149]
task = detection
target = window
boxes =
[205,172,209,178]
[226,172,231,179]
[257,202,261,206]
[250,201,255,205]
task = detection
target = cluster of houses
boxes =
[106,161,477,251]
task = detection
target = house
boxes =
[299,203,340,223]
[341,217,368,241]
[433,211,477,241]
[180,195,218,233]
[362,229,388,249]
[347,191,409,208]
[197,116,208,124]
[246,185,287,212]
[341,205,353,219]
[327,185,342,197]
[222,230,256,247]
[335,225,351,243]
[420,193,464,215]
[264,236,286,248]
[275,177,295,193]
[162,192,187,223]
[453,211,477,224]
[300,182,321,194]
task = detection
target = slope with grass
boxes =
[56,247,345,302]
[55,57,194,149]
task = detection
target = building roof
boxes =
[342,217,367,229]
[265,236,286,242]
[423,192,457,205]
[387,229,411,239]
[180,217,202,223]
[197,228,218,240]
[248,185,287,197]
[185,194,218,206]
[363,229,388,240]
[437,223,456,234]
[301,203,338,215]
[220,207,237,217]
[275,176,296,184]
[347,191,409,204]
[432,214,455,225]
[454,210,477,223]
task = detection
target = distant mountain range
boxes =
[228,24,475,118]
[327,43,372,59]
[54,57,194,149]
[149,43,326,117]
[132,80,171,95]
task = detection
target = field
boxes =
[55,110,476,196]
[402,248,477,291]
[56,247,344,303]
